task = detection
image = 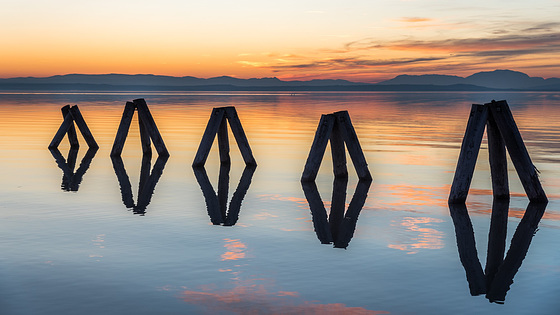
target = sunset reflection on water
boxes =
[1,91,560,314]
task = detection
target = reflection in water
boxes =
[193,164,256,226]
[302,178,372,248]
[449,200,547,303]
[175,236,389,314]
[49,147,98,191]
[111,154,168,215]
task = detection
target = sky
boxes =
[1,0,560,82]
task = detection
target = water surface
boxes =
[1,91,559,314]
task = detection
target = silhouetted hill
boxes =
[378,74,465,86]
[1,70,559,91]
[0,74,361,88]
[377,69,560,90]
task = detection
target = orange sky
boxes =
[1,1,560,82]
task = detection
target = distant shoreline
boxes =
[1,83,558,92]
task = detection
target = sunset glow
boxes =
[2,1,559,81]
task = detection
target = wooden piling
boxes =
[334,111,371,181]
[193,106,256,167]
[302,111,371,182]
[69,106,98,149]
[111,99,169,157]
[50,105,97,149]
[487,100,547,203]
[138,115,152,155]
[301,114,335,182]
[111,102,135,156]
[224,107,256,166]
[48,112,75,149]
[192,108,226,167]
[217,115,230,164]
[62,105,79,148]
[487,109,509,199]
[448,104,488,204]
[133,98,169,156]
[330,120,348,178]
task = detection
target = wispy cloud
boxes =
[344,33,560,54]
[396,17,433,23]
[268,56,447,71]
[250,21,560,79]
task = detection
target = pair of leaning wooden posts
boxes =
[50,98,547,204]
[449,100,547,204]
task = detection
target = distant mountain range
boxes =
[1,70,559,91]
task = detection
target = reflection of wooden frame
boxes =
[111,98,169,157]
[301,110,371,182]
[193,164,256,226]
[449,200,547,303]
[111,154,168,215]
[301,178,372,248]
[49,105,98,149]
[49,147,98,191]
[449,100,547,203]
[192,107,256,167]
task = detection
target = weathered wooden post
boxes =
[111,98,169,157]
[487,100,547,202]
[448,104,488,203]
[301,110,371,182]
[448,100,547,203]
[192,106,256,167]
[61,105,79,148]
[49,105,98,149]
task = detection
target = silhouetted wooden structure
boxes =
[192,106,256,167]
[49,105,98,149]
[449,200,547,303]
[449,100,547,204]
[301,110,371,182]
[111,98,169,157]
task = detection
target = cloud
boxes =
[344,33,560,54]
[397,17,433,23]
[268,56,447,72]
[240,21,560,79]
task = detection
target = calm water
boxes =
[0,91,559,314]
